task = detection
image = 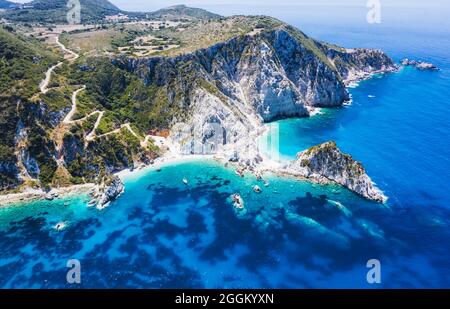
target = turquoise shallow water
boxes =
[264,66,450,209]
[2,160,449,288]
[1,5,450,288]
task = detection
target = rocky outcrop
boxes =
[401,58,439,71]
[285,141,387,202]
[19,148,40,178]
[323,46,399,85]
[96,175,125,209]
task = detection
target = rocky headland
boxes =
[282,142,386,202]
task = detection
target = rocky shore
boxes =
[0,184,95,207]
[0,176,125,209]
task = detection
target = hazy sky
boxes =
[13,0,450,12]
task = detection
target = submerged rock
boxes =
[253,185,262,193]
[231,193,245,209]
[285,141,387,202]
[54,221,68,231]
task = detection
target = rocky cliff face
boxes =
[322,45,399,85]
[121,25,397,166]
[285,141,387,202]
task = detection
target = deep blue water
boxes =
[1,4,450,288]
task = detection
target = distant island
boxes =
[0,1,399,206]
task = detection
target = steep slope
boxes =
[147,4,222,20]
[0,27,59,97]
[0,27,61,191]
[2,0,121,23]
[1,27,155,193]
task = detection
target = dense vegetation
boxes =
[0,26,62,190]
[148,4,222,21]
[0,27,59,97]
[0,96,20,190]
[67,57,184,133]
[0,2,221,24]
[2,0,122,24]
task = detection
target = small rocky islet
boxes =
[401,58,439,71]
[284,141,387,202]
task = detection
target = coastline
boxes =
[0,66,397,208]
[0,183,95,208]
[115,154,217,181]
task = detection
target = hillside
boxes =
[0,26,61,191]
[1,2,221,24]
[0,26,60,97]
[2,0,121,23]
[147,4,222,20]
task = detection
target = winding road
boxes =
[63,85,86,124]
[85,111,104,141]
[39,62,63,94]
[43,35,160,153]
[39,36,79,94]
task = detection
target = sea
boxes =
[0,2,449,288]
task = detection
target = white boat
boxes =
[183,178,188,185]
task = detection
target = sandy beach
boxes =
[115,154,216,180]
